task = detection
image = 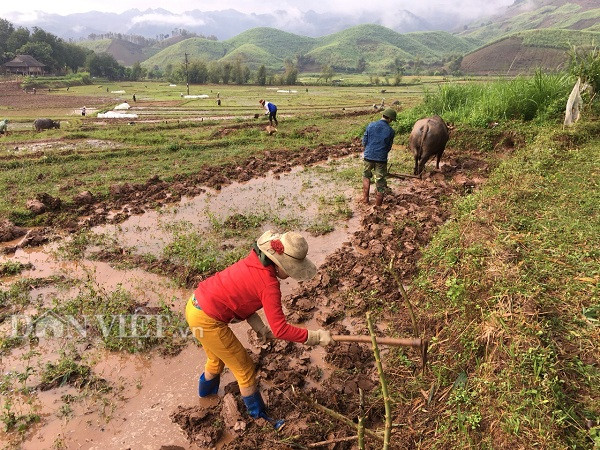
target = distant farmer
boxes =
[133,94,136,102]
[362,108,397,206]
[259,99,278,126]
[185,230,333,431]
[0,119,8,135]
[81,106,86,117]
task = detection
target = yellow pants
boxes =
[185,297,256,388]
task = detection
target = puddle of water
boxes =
[95,162,358,258]
[1,157,363,448]
[2,245,187,308]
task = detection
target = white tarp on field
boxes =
[184,94,209,99]
[114,102,131,110]
[97,111,138,119]
[111,90,126,94]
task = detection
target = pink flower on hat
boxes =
[270,239,284,254]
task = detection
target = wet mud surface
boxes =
[0,122,498,447]
[145,151,491,448]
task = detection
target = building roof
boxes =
[2,55,46,68]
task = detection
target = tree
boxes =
[62,42,88,73]
[148,65,163,79]
[0,18,15,61]
[17,42,53,67]
[356,56,366,73]
[6,27,30,55]
[207,61,222,84]
[321,64,335,83]
[257,65,267,86]
[232,59,246,85]
[85,52,125,80]
[222,62,232,84]
[243,66,251,84]
[448,55,463,74]
[130,61,146,81]
[188,60,208,83]
[283,59,298,85]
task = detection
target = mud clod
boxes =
[171,404,224,448]
[0,219,26,242]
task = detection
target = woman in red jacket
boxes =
[185,230,333,430]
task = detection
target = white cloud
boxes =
[4,0,515,16]
[130,13,206,26]
[3,11,46,24]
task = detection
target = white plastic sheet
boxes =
[97,111,138,118]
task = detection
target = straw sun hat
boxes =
[257,230,316,281]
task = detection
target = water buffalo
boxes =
[409,115,452,175]
[0,119,7,135]
[34,118,60,132]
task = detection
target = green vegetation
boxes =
[0,83,389,223]
[0,18,88,72]
[1,47,599,446]
[461,2,600,43]
[0,260,31,276]
[142,25,479,74]
[49,280,188,354]
[406,120,600,448]
[163,223,249,280]
[39,354,105,391]
[21,72,92,90]
[569,45,600,93]
[1,398,40,433]
[394,70,571,129]
[373,54,600,447]
[520,29,600,50]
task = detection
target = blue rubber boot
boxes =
[242,391,285,431]
[198,373,220,397]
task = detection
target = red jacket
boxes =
[194,250,308,343]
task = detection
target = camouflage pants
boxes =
[363,160,388,193]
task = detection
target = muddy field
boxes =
[0,146,494,449]
[0,80,504,448]
[0,80,113,111]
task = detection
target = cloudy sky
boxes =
[3,0,517,39]
[6,0,514,18]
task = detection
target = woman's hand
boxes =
[247,313,274,343]
[305,329,334,346]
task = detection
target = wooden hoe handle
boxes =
[332,335,424,348]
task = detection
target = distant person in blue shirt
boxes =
[362,108,397,206]
[259,99,278,126]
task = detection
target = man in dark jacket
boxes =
[362,108,397,206]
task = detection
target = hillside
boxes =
[142,38,230,70]
[78,38,161,66]
[461,0,600,43]
[77,2,600,76]
[225,27,315,61]
[461,28,600,75]
[140,24,480,73]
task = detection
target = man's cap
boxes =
[382,108,397,121]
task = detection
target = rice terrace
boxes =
[0,1,599,449]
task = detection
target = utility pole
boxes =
[184,53,189,95]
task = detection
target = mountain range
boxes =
[3,0,600,75]
[4,7,448,41]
